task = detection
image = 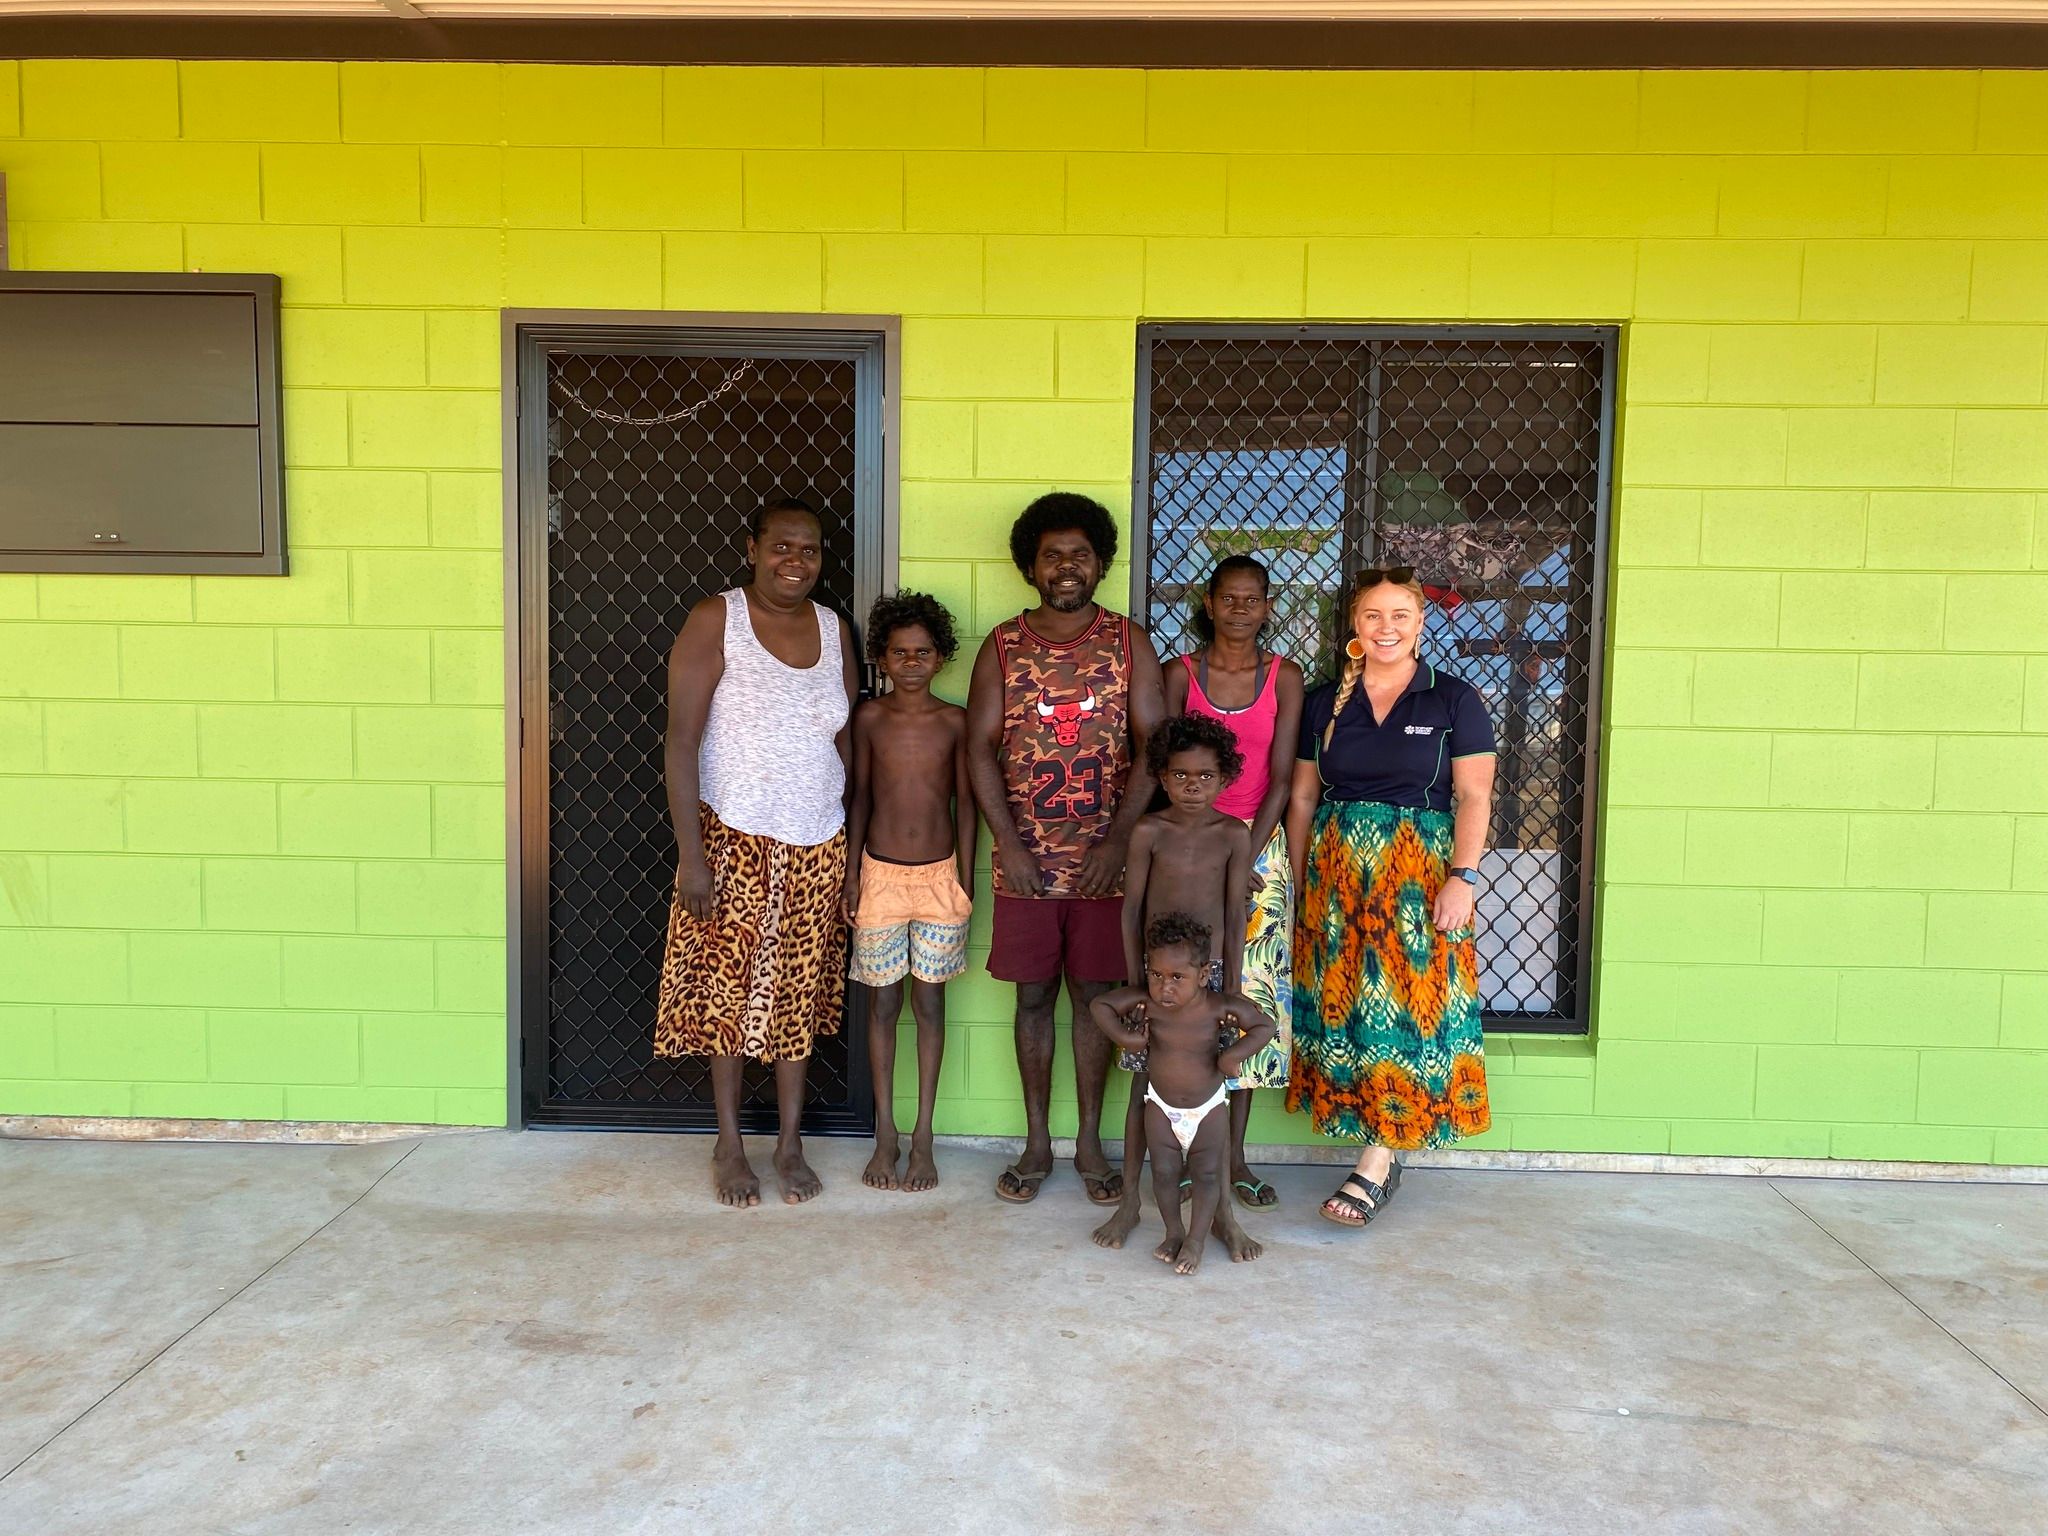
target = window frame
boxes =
[1128,321,1617,1037]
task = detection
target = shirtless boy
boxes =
[844,591,974,1193]
[1090,914,1275,1276]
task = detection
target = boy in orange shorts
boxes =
[844,591,975,1193]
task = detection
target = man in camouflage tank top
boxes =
[967,493,1165,1207]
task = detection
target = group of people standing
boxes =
[653,490,1497,1270]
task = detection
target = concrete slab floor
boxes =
[1,1133,2043,1535]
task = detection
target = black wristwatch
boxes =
[1449,866,1480,887]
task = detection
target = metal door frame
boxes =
[1128,321,1616,1036]
[502,310,900,1131]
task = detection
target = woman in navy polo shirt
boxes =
[1285,568,1497,1228]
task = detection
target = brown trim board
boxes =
[1,17,2044,68]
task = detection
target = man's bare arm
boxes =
[965,634,1041,898]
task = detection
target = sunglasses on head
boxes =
[1355,565,1417,587]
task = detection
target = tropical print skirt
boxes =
[1286,799,1490,1149]
[1227,822,1294,1091]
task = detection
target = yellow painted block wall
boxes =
[2,62,2046,1161]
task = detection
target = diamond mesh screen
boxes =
[540,347,868,1123]
[1142,330,1611,1029]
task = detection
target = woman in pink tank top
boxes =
[1165,555,1305,1212]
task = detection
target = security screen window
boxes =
[1138,327,1615,1033]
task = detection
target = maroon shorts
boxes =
[987,896,1126,985]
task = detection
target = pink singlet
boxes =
[1181,653,1279,821]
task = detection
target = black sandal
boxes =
[1319,1172,1385,1228]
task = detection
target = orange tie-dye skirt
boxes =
[1286,799,1490,1150]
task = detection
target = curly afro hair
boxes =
[864,589,959,665]
[1144,911,1213,966]
[1008,492,1119,577]
[1144,710,1245,786]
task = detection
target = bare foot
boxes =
[1091,1199,1142,1249]
[712,1139,760,1209]
[775,1145,822,1205]
[1173,1234,1207,1276]
[862,1139,900,1191]
[1215,1207,1262,1263]
[1152,1235,1182,1266]
[901,1138,939,1193]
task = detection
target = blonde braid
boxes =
[1322,654,1363,752]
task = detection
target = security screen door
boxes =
[514,322,886,1131]
[1136,326,1614,1034]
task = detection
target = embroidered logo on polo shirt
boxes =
[1404,724,1435,735]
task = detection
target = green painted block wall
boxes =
[2,62,2045,1162]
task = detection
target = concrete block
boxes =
[1305,239,1471,321]
[1466,240,1634,321]
[207,1015,360,1089]
[822,234,980,314]
[1856,655,2024,734]
[430,631,500,707]
[986,68,1145,150]
[2005,974,2048,1048]
[198,703,353,780]
[1926,892,2048,971]
[101,143,260,222]
[344,227,502,307]
[38,576,193,624]
[1055,321,1139,401]
[1144,237,1305,318]
[47,854,201,930]
[663,232,822,311]
[1691,651,1857,731]
[0,700,38,773]
[1808,70,1978,152]
[419,145,503,225]
[280,391,350,469]
[1920,1048,2048,1128]
[1866,490,2033,570]
[357,862,500,938]
[1612,488,1701,565]
[44,701,195,777]
[1838,966,2002,1047]
[1875,325,2046,406]
[1762,890,1927,967]
[14,221,180,272]
[282,1084,436,1123]
[1474,70,1637,151]
[823,68,981,148]
[1510,1113,1670,1155]
[1606,650,1693,729]
[1552,156,1718,238]
[2018,814,2048,890]
[194,550,350,627]
[281,309,427,390]
[1945,575,2048,653]
[1778,573,1945,651]
[503,229,660,310]
[0,927,128,1003]
[1146,70,1318,154]
[904,151,1063,234]
[0,624,119,700]
[1768,731,1935,811]
[203,857,355,934]
[1612,569,1778,649]
[1832,1123,1995,1163]
[1803,240,1973,323]
[286,469,431,550]
[1698,489,1866,569]
[663,66,822,148]
[1606,727,1773,808]
[1683,809,1848,887]
[1298,72,1479,153]
[1978,73,2048,152]
[349,552,499,629]
[1637,71,1806,152]
[118,627,273,703]
[745,151,902,232]
[1974,244,2048,326]
[582,149,741,230]
[0,1080,133,1116]
[1600,807,1686,883]
[1996,1126,2048,1162]
[1890,157,2048,238]
[900,401,976,481]
[429,473,501,551]
[1491,1074,1593,1118]
[1718,158,1889,238]
[502,64,660,147]
[181,60,338,141]
[263,145,419,225]
[1637,241,1803,321]
[984,236,1145,317]
[1953,410,2048,491]
[0,780,117,853]
[187,224,344,305]
[1589,961,1677,1040]
[1671,963,1839,1045]
[54,1005,206,1082]
[350,391,498,472]
[1621,406,1786,487]
[1243,155,1549,238]
[123,780,277,856]
[1706,327,1876,407]
[0,1006,57,1080]
[132,1082,287,1120]
[1600,885,1763,963]
[1786,409,1954,490]
[275,627,429,705]
[434,937,507,1011]
[432,784,504,860]
[1755,1043,1920,1123]
[1074,152,1225,235]
[901,317,1055,401]
[361,1011,503,1088]
[974,402,1130,483]
[0,60,16,136]
[0,142,99,221]
[283,935,436,1011]
[22,59,175,138]
[128,931,281,1008]
[340,61,501,144]
[434,1087,506,1124]
[280,782,432,858]
[1670,1119,1834,1159]
[355,706,503,782]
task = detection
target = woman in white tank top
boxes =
[652,497,858,1211]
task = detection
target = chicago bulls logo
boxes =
[1036,689,1097,747]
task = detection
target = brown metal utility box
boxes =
[0,272,286,575]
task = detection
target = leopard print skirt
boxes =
[653,803,847,1063]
